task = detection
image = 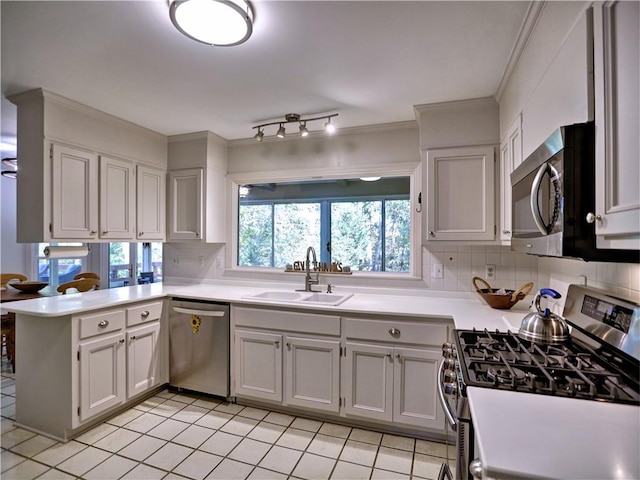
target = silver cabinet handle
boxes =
[586,212,602,224]
[141,311,150,317]
[502,229,511,234]
[389,328,401,338]
[102,231,108,235]
[386,353,392,359]
[119,339,125,344]
[98,320,109,328]
[274,340,280,346]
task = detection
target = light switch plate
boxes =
[432,264,444,279]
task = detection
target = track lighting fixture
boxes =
[252,113,338,141]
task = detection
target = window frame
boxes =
[228,162,422,278]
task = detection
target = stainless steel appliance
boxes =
[169,298,230,398]
[438,284,640,479]
[510,121,638,262]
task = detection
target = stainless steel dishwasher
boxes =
[169,298,230,398]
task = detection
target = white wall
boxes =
[0,175,28,273]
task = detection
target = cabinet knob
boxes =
[429,231,435,237]
[286,342,291,350]
[119,339,125,344]
[396,354,401,360]
[389,328,401,338]
[586,212,602,224]
[131,336,136,341]
[139,232,144,236]
[196,232,200,236]
[141,311,150,317]
[386,353,392,359]
[102,231,108,235]
[98,320,109,328]
[274,340,280,347]
[90,230,97,235]
[502,230,511,234]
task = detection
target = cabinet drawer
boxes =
[127,301,163,327]
[234,306,340,336]
[79,309,125,339]
[343,318,448,346]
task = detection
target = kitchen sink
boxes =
[243,290,353,306]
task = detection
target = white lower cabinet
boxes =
[14,299,166,440]
[285,336,340,413]
[127,322,161,398]
[234,329,341,412]
[79,331,126,422]
[234,330,283,402]
[231,306,449,434]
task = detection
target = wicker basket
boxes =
[472,277,534,310]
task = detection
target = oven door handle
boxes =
[437,361,458,431]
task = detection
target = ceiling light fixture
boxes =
[169,0,254,47]
[252,113,338,141]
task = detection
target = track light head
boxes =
[276,124,286,138]
[299,123,309,137]
[254,129,264,142]
[325,118,336,134]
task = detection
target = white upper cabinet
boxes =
[499,114,523,243]
[424,145,495,242]
[51,144,99,240]
[593,1,640,249]
[137,165,166,241]
[8,88,168,243]
[100,156,135,240]
[168,168,204,241]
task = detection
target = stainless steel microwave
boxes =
[510,121,638,262]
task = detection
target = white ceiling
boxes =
[0,0,530,154]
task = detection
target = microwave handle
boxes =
[530,162,561,235]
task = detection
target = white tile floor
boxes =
[0,358,456,479]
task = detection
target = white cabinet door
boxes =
[425,146,495,241]
[285,336,340,413]
[593,1,640,249]
[51,143,99,240]
[137,165,166,241]
[168,168,204,241]
[343,342,393,422]
[234,330,282,402]
[126,322,160,398]
[99,156,135,240]
[499,115,523,242]
[79,332,126,421]
[392,347,442,429]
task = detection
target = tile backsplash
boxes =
[422,244,539,293]
[164,242,638,301]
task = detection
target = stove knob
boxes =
[444,382,458,396]
[443,370,457,383]
[442,358,457,370]
[442,343,456,358]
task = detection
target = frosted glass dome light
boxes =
[169,0,253,47]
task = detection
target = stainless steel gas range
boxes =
[438,284,640,480]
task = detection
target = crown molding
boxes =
[413,96,498,116]
[495,1,547,102]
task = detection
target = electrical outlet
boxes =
[485,264,496,280]
[172,257,180,267]
[432,264,444,279]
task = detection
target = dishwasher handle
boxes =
[172,306,226,317]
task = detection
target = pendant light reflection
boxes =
[169,0,254,47]
[1,157,17,179]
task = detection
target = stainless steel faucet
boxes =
[300,246,320,292]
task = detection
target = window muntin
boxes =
[237,177,411,272]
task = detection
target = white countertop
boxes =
[5,281,638,479]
